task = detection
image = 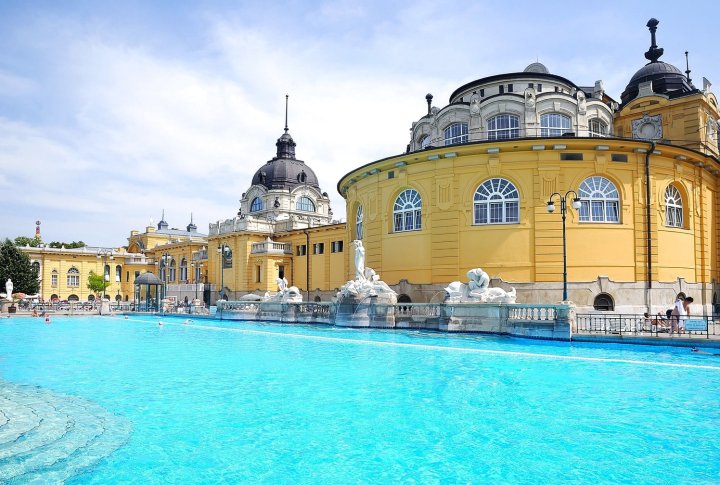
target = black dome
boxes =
[621,61,694,105]
[620,18,695,106]
[251,131,320,190]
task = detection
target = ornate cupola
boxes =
[251,95,321,191]
[620,18,695,106]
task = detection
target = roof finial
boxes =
[685,51,692,84]
[644,18,664,63]
[425,93,433,115]
[284,94,289,134]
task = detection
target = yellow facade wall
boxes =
[339,137,719,288]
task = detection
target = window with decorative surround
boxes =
[665,185,683,228]
[444,123,468,145]
[588,118,608,137]
[474,178,520,224]
[355,205,364,240]
[67,267,80,287]
[297,196,316,212]
[540,113,571,137]
[487,114,520,140]
[250,197,263,212]
[578,176,620,223]
[393,189,422,232]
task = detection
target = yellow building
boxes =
[338,18,719,314]
[207,115,348,301]
[25,244,150,303]
[20,18,719,316]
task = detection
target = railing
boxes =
[576,313,720,338]
[508,305,559,321]
[251,242,292,254]
[394,303,445,319]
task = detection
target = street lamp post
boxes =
[217,245,230,301]
[96,249,114,300]
[546,191,582,302]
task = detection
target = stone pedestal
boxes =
[438,304,504,332]
[335,294,396,328]
[1,299,11,313]
[99,299,111,315]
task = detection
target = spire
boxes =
[644,18,664,63]
[275,94,296,159]
[186,212,197,233]
[685,51,692,84]
[284,94,289,134]
[157,209,169,230]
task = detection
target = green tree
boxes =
[0,239,40,295]
[87,271,108,297]
[13,236,41,247]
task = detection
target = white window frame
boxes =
[356,205,364,240]
[393,189,422,232]
[487,114,520,140]
[444,123,468,146]
[665,185,683,228]
[297,196,316,212]
[578,176,620,223]
[540,113,571,137]
[588,118,608,137]
[67,267,80,287]
[473,178,520,224]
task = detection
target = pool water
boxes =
[1,315,719,484]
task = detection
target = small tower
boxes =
[35,220,41,240]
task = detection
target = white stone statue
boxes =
[276,276,288,293]
[5,279,13,299]
[353,240,365,281]
[445,268,516,304]
[337,242,396,303]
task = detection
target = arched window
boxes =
[115,265,122,282]
[51,270,58,287]
[487,114,520,140]
[104,264,110,281]
[474,178,520,224]
[578,176,620,223]
[355,205,364,240]
[297,196,316,212]
[67,267,80,287]
[393,189,422,232]
[169,259,177,282]
[593,293,614,311]
[540,113,571,137]
[31,261,40,274]
[180,258,188,282]
[588,118,608,137]
[665,185,683,228]
[159,260,167,282]
[250,197,263,212]
[68,294,79,302]
[88,294,95,302]
[444,122,468,145]
[420,135,431,149]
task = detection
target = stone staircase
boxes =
[0,381,131,483]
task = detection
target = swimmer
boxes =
[44,316,51,324]
[158,320,163,326]
[124,315,129,319]
[31,309,38,317]
[183,319,191,324]
[691,347,720,356]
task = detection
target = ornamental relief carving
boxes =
[631,114,662,140]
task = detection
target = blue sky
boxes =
[1,0,718,247]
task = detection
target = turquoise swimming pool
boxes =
[1,315,719,483]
